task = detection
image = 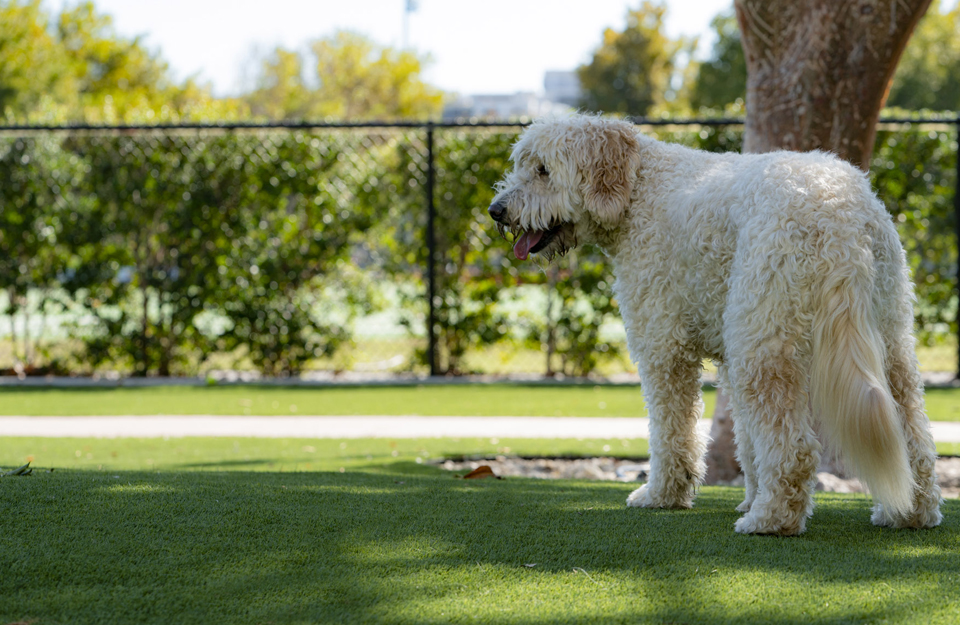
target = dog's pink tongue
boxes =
[514,231,544,260]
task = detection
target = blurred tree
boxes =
[67,131,377,377]
[736,0,931,168]
[887,0,960,111]
[245,32,444,121]
[689,12,746,112]
[312,31,443,120]
[57,3,168,116]
[0,136,85,369]
[0,1,73,115]
[578,2,696,117]
[688,1,960,114]
[245,48,314,121]
[0,0,242,123]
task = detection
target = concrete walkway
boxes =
[3,415,960,442]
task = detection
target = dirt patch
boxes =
[435,456,960,498]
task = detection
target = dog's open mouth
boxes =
[513,225,562,260]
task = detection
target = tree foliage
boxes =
[57,3,170,116]
[62,131,381,376]
[0,135,86,367]
[0,0,956,379]
[245,32,444,122]
[689,12,746,112]
[872,128,958,343]
[244,48,314,121]
[0,123,955,376]
[0,0,244,123]
[0,1,72,115]
[577,2,696,117]
[887,0,960,112]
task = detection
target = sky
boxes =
[47,0,735,97]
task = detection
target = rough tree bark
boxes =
[704,0,933,483]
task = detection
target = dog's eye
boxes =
[537,164,549,177]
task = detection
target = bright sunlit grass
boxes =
[3,383,960,421]
[0,383,669,417]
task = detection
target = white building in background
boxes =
[442,71,582,121]
[543,71,582,107]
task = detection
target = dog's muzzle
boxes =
[488,201,508,223]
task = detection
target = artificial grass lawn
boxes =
[2,436,958,474]
[0,384,677,417]
[0,437,652,473]
[2,436,959,625]
[1,384,960,421]
[3,384,960,422]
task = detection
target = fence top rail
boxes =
[0,120,530,132]
[0,115,956,134]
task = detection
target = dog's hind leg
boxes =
[862,226,942,529]
[727,353,821,536]
[872,313,942,527]
[731,406,759,513]
[717,365,758,512]
[627,351,707,509]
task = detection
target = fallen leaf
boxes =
[463,465,499,480]
[573,567,602,585]
[2,462,32,477]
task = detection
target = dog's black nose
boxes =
[488,201,507,222]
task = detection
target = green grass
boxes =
[4,383,960,421]
[0,437,652,473]
[923,388,960,422]
[3,436,957,474]
[0,384,672,417]
[1,436,958,625]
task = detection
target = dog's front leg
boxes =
[626,355,707,509]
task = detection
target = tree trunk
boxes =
[736,0,931,169]
[704,387,741,483]
[704,0,932,484]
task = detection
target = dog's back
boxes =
[630,142,917,518]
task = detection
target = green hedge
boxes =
[0,123,956,376]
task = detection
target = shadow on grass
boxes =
[178,458,281,469]
[2,468,958,624]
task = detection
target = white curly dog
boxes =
[489,114,942,535]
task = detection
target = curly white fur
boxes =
[489,114,943,535]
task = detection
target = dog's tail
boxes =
[810,266,913,519]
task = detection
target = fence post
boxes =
[426,123,439,376]
[955,119,960,379]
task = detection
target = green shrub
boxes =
[0,121,955,376]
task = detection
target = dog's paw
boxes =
[735,499,753,513]
[910,505,944,529]
[872,498,943,530]
[870,504,897,528]
[626,483,694,509]
[734,510,805,536]
[626,484,654,508]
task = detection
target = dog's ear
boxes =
[582,124,640,229]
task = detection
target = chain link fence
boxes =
[0,118,958,379]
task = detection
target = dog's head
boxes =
[489,115,641,260]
